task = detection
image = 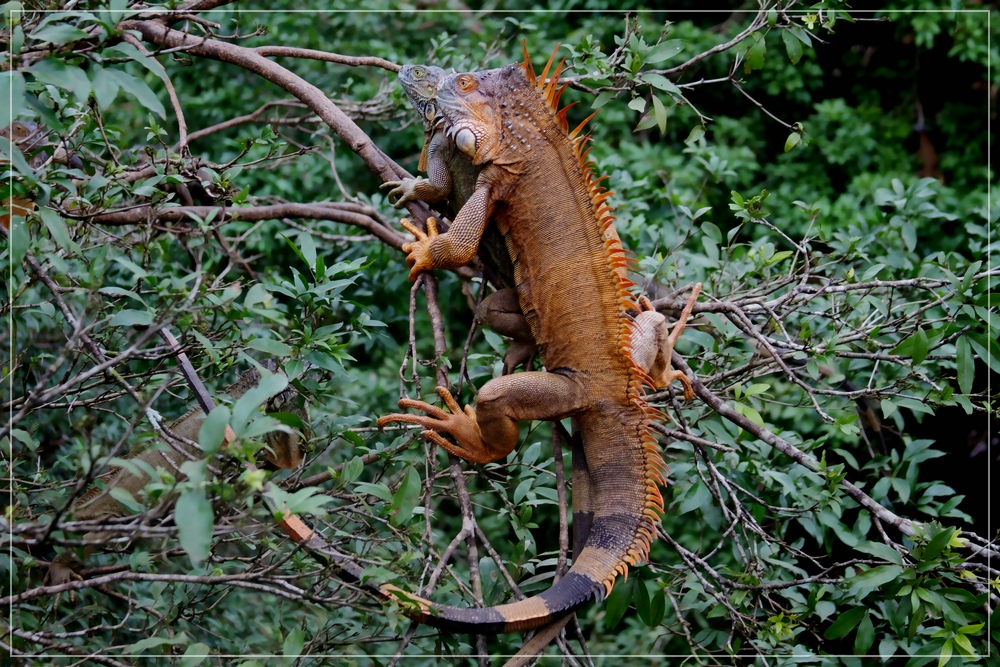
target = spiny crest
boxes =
[524,40,669,600]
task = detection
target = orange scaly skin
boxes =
[379,47,700,633]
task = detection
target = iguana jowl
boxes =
[379,48,700,633]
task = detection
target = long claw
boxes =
[376,386,493,463]
[398,217,440,281]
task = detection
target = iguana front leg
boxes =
[378,372,588,465]
[398,179,496,279]
[381,132,455,207]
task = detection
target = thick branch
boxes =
[118,19,426,219]
[80,202,407,249]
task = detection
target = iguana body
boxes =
[379,48,700,633]
[73,360,307,522]
[385,64,690,381]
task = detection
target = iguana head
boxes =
[399,64,448,127]
[1,121,45,153]
[437,64,544,166]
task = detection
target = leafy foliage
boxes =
[2,2,996,665]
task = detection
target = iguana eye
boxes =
[412,66,425,78]
[457,75,476,92]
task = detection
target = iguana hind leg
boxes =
[477,288,537,374]
[378,372,588,464]
[632,284,701,398]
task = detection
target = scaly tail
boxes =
[380,407,661,634]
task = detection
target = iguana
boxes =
[383,64,691,381]
[72,359,307,523]
[47,360,308,584]
[378,47,701,633]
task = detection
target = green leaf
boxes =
[633,578,651,626]
[231,370,288,436]
[603,577,633,631]
[921,525,953,561]
[340,456,364,485]
[651,94,667,134]
[282,627,305,658]
[31,22,89,46]
[176,489,214,566]
[89,64,121,110]
[649,586,665,627]
[124,632,189,654]
[782,29,803,64]
[854,540,903,565]
[854,611,875,653]
[645,39,684,64]
[29,57,92,103]
[745,33,766,72]
[641,72,681,95]
[911,328,929,364]
[109,309,153,327]
[901,221,917,251]
[784,131,801,152]
[5,210,30,269]
[862,263,885,280]
[103,41,170,80]
[628,97,646,113]
[109,487,143,513]
[297,231,317,272]
[891,328,928,363]
[0,72,27,128]
[633,114,657,132]
[686,124,705,144]
[389,466,421,526]
[825,606,866,639]
[39,206,80,254]
[264,486,334,517]
[960,260,982,293]
[844,564,903,594]
[247,337,293,356]
[789,26,812,46]
[198,405,231,456]
[354,481,393,503]
[592,90,614,109]
[937,638,952,667]
[107,69,166,119]
[180,643,210,667]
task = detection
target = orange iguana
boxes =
[383,63,691,381]
[378,48,701,633]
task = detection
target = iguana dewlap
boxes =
[379,48,700,633]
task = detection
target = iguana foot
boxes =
[381,177,427,208]
[399,217,440,281]
[377,386,495,463]
[663,283,702,400]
